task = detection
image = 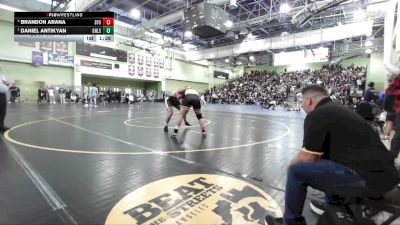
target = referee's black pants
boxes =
[0,93,6,129]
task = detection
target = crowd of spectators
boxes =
[204,64,368,108]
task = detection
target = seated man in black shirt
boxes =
[266,85,399,225]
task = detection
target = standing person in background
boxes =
[58,86,66,104]
[89,83,98,107]
[37,88,42,103]
[296,92,302,111]
[42,88,47,103]
[0,65,9,132]
[9,83,18,103]
[48,86,55,104]
[364,82,377,102]
[200,94,206,105]
[385,74,400,160]
[83,84,89,106]
[107,88,112,103]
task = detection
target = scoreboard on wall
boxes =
[14,12,114,42]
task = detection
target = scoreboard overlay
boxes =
[14,12,114,42]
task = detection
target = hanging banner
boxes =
[159,58,165,68]
[128,65,135,76]
[146,67,152,77]
[137,66,144,76]
[55,42,68,55]
[48,54,74,67]
[80,60,112,69]
[128,53,135,64]
[137,54,144,65]
[146,56,152,66]
[19,42,36,48]
[32,51,43,66]
[154,58,159,68]
[40,42,54,53]
[154,68,159,78]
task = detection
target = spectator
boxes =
[48,86,55,104]
[265,85,399,225]
[0,64,10,132]
[364,82,377,102]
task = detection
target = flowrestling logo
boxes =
[105,174,282,225]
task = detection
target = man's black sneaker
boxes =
[163,126,168,132]
[0,127,10,133]
[310,199,326,215]
[185,121,191,126]
[265,215,284,225]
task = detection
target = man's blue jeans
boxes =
[284,160,364,225]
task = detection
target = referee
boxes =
[0,64,10,132]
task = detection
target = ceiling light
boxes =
[229,0,238,9]
[365,49,372,54]
[249,55,255,61]
[365,40,372,47]
[184,30,193,38]
[130,8,141,19]
[224,20,233,28]
[280,3,291,14]
[225,58,230,63]
[281,31,289,36]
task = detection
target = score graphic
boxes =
[14,12,114,42]
[102,17,114,35]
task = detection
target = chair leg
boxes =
[381,212,400,225]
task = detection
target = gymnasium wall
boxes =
[0,9,74,86]
[81,76,147,89]
[1,61,74,85]
[165,79,209,93]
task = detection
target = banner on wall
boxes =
[137,54,144,65]
[146,67,152,77]
[154,68,159,78]
[159,58,165,68]
[40,42,54,53]
[48,54,74,67]
[32,51,43,66]
[80,60,112,69]
[137,66,144,76]
[154,58,159,68]
[128,65,135,76]
[19,42,36,48]
[146,56,152,66]
[128,53,135,64]
[55,42,68,55]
